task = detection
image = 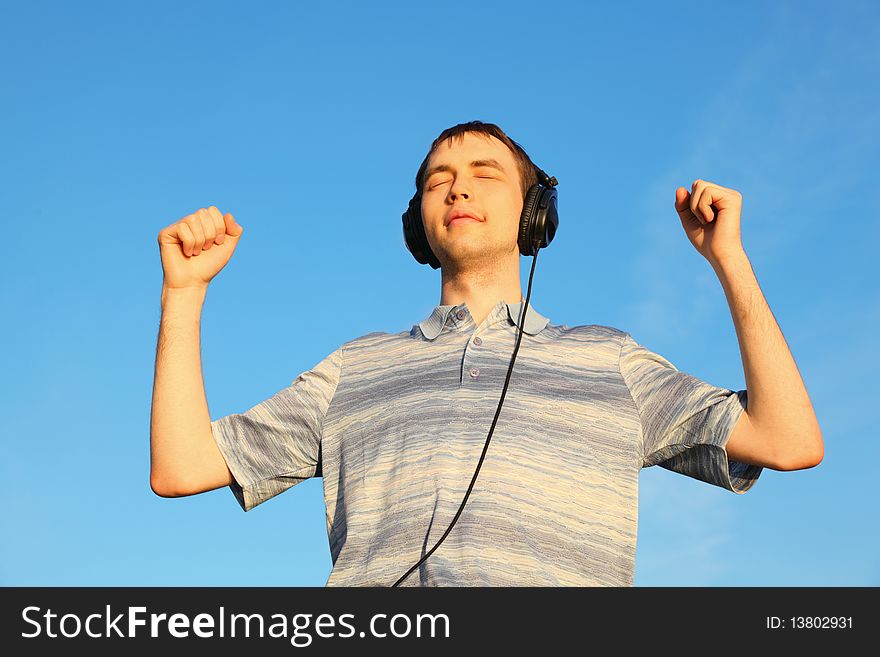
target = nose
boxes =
[447,176,471,202]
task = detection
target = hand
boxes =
[674,180,745,267]
[158,206,244,289]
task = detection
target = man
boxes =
[150,121,824,586]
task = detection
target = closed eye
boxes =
[428,175,495,190]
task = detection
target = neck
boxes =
[439,255,523,327]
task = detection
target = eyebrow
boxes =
[424,158,507,181]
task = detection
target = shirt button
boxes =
[456,310,466,320]
[470,368,480,378]
[473,336,482,346]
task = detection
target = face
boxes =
[420,132,524,270]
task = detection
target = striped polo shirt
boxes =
[210,298,762,586]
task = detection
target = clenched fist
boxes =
[675,179,745,268]
[158,206,244,289]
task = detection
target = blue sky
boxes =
[1,0,877,586]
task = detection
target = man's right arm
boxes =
[150,284,233,497]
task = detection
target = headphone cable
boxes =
[392,247,540,586]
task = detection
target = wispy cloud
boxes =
[623,6,880,345]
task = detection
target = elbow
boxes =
[150,471,184,498]
[777,431,825,471]
[150,475,172,498]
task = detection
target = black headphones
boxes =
[402,165,559,268]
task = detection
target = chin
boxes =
[441,241,514,268]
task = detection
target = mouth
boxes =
[447,216,482,227]
[445,210,484,227]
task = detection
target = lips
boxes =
[448,216,481,227]
[445,209,484,227]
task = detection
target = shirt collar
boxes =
[416,299,550,340]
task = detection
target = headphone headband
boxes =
[534,167,558,188]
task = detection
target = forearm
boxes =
[150,284,214,493]
[712,250,823,465]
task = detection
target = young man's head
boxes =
[414,121,539,274]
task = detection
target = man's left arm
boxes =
[675,179,824,472]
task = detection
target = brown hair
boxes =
[414,120,539,200]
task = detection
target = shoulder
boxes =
[338,329,414,356]
[548,321,629,345]
[533,322,630,368]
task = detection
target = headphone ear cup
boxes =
[402,195,441,269]
[537,187,559,249]
[518,184,541,257]
[519,184,559,256]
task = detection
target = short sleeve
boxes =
[210,345,343,511]
[618,333,762,494]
